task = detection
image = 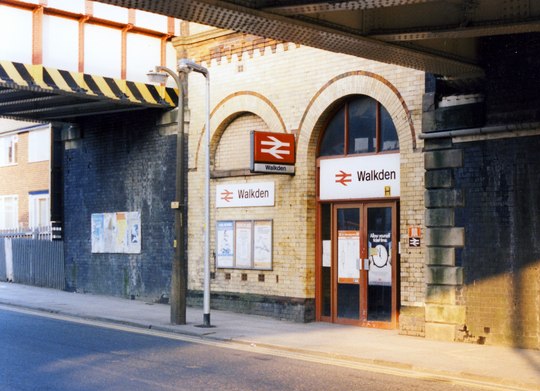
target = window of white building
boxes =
[29,192,50,228]
[28,128,51,163]
[0,135,18,166]
[0,195,19,229]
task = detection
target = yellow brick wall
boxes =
[0,131,50,228]
[178,35,426,306]
[214,113,266,171]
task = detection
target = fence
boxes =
[0,226,54,241]
[0,226,64,290]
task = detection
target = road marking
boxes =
[0,304,534,391]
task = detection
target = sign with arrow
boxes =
[216,182,275,208]
[251,131,295,175]
[319,154,400,200]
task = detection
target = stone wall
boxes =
[455,136,540,348]
[63,110,176,301]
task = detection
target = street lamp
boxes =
[147,65,187,325]
[179,59,212,328]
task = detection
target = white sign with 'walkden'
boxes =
[319,154,400,200]
[216,182,275,208]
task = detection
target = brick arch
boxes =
[297,71,417,170]
[194,91,286,167]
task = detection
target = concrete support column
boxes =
[423,137,466,341]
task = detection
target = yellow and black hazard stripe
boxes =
[0,60,177,108]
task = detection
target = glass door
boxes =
[366,205,395,325]
[317,201,398,328]
[335,206,361,322]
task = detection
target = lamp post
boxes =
[147,65,186,325]
[178,59,212,327]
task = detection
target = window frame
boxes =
[28,127,51,163]
[317,96,398,158]
[0,134,18,166]
[29,191,50,228]
[0,195,19,229]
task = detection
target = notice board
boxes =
[91,211,141,254]
[216,219,272,270]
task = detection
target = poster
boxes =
[91,211,141,254]
[91,213,105,253]
[322,240,331,267]
[337,230,360,283]
[235,221,252,268]
[368,231,392,286]
[216,221,234,268]
[253,220,272,269]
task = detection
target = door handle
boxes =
[363,258,370,271]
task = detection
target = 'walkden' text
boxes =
[357,169,396,181]
[238,188,270,199]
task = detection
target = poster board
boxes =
[337,230,360,283]
[322,240,331,267]
[368,231,392,286]
[216,221,234,267]
[253,220,272,269]
[235,221,253,268]
[91,211,141,254]
[216,219,272,270]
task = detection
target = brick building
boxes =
[34,23,538,349]
[2,0,534,348]
[172,28,540,348]
[0,121,51,230]
[175,28,426,334]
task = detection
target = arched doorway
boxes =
[316,95,400,329]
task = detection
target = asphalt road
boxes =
[0,307,487,391]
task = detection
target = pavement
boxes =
[0,282,539,391]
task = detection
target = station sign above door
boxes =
[250,131,295,175]
[319,154,400,200]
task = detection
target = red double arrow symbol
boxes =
[335,170,352,186]
[221,189,233,202]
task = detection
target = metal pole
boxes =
[178,59,211,327]
[154,66,186,325]
[203,72,211,327]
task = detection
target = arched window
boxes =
[318,96,398,157]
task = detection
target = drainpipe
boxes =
[419,122,540,140]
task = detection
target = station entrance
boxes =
[318,201,398,328]
[315,95,400,329]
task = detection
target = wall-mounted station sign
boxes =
[319,154,400,200]
[216,182,275,208]
[250,131,296,175]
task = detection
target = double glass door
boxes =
[318,202,398,328]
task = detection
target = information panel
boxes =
[235,221,253,268]
[91,211,141,254]
[216,219,273,270]
[216,221,234,268]
[253,220,272,269]
[337,230,360,284]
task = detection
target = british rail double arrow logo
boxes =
[260,136,291,160]
[335,170,352,186]
[221,189,233,202]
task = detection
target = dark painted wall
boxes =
[480,33,540,125]
[63,110,176,301]
[455,136,540,347]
